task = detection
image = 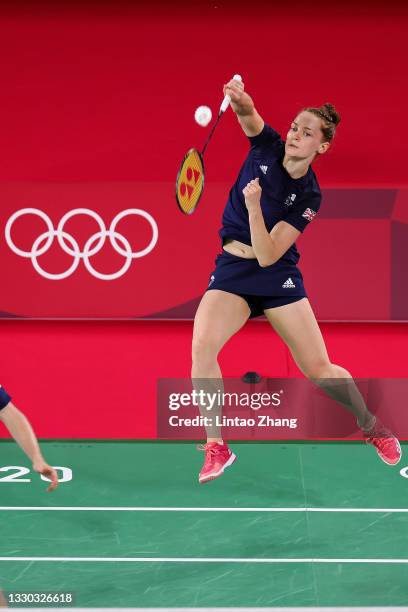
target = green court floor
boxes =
[0,441,407,607]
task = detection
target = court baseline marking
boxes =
[0,506,408,512]
[4,608,408,612]
[0,557,408,563]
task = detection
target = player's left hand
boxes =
[243,178,262,211]
[32,460,59,492]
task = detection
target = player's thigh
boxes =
[192,289,250,357]
[263,297,330,376]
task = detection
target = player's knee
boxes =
[303,360,334,381]
[306,362,352,382]
[330,363,352,378]
[192,335,220,365]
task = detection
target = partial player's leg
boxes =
[264,297,373,423]
[263,297,401,464]
[192,289,250,482]
[192,289,250,380]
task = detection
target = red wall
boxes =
[1,320,407,439]
[0,1,407,187]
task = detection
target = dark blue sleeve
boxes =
[247,123,283,150]
[0,386,12,410]
[283,194,321,233]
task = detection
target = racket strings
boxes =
[176,149,205,214]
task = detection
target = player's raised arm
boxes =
[223,78,264,137]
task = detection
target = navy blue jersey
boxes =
[219,123,322,265]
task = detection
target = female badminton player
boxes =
[0,385,58,491]
[192,78,401,484]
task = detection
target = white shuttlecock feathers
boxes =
[194,105,212,127]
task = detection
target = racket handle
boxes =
[220,74,242,113]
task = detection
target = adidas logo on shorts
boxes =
[208,274,215,287]
[282,277,296,288]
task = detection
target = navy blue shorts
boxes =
[206,249,307,319]
[0,386,11,410]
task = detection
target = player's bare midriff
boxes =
[223,238,257,259]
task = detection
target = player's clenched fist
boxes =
[243,178,262,211]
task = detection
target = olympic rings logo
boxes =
[5,208,159,281]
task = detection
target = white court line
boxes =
[7,609,408,612]
[0,556,408,563]
[11,609,408,612]
[0,506,407,512]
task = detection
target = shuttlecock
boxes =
[194,105,212,127]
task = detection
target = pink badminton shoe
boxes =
[197,442,236,483]
[363,419,402,465]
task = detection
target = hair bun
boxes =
[321,103,341,126]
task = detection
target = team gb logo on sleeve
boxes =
[302,208,317,222]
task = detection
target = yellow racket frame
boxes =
[175,148,205,214]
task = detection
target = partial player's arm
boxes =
[248,215,301,267]
[223,78,264,137]
[243,179,303,267]
[0,402,59,491]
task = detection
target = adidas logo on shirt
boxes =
[282,277,296,288]
[260,165,268,175]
